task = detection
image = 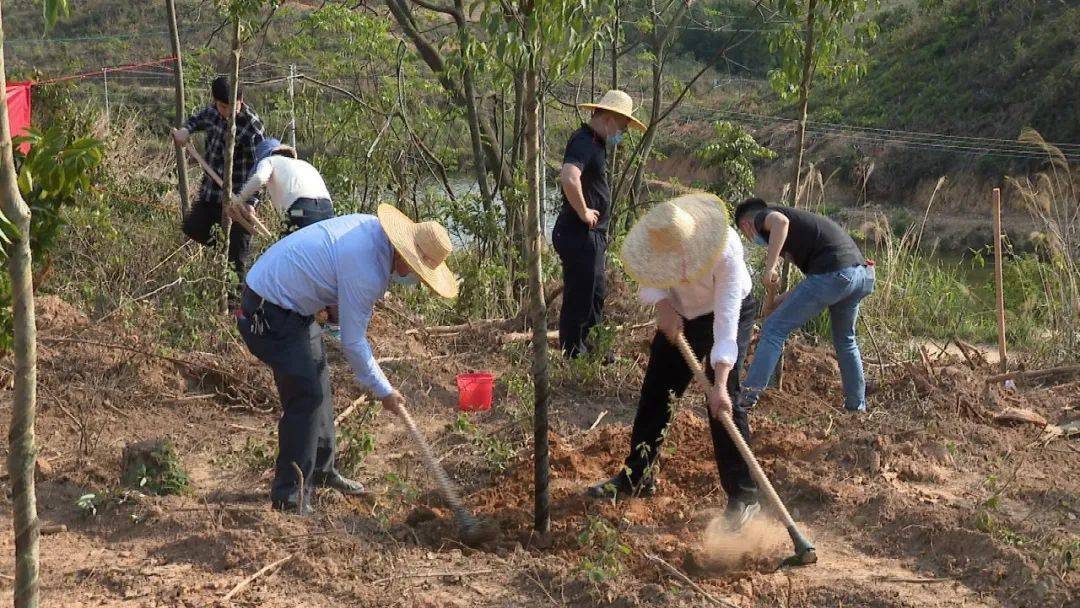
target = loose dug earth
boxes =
[0,295,1076,607]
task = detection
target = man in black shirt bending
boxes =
[734,198,875,412]
[553,90,645,358]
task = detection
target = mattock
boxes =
[395,403,499,545]
[673,333,817,568]
[183,142,272,238]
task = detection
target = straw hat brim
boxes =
[274,144,298,159]
[578,103,647,131]
[621,192,731,289]
[377,204,459,299]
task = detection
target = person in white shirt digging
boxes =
[227,138,335,235]
[587,193,761,530]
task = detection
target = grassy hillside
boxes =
[816,0,1079,148]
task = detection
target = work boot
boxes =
[311,470,366,496]
[272,492,314,516]
[586,473,657,500]
[725,500,760,531]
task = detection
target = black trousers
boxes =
[284,197,335,234]
[553,220,607,358]
[182,180,252,282]
[237,287,336,503]
[623,295,759,505]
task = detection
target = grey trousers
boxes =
[237,286,335,503]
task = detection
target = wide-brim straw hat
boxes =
[377,203,459,299]
[621,192,731,289]
[578,89,647,131]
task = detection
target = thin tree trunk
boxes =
[611,0,692,225]
[523,41,550,537]
[383,0,512,190]
[452,0,494,212]
[166,0,190,220]
[611,0,620,89]
[219,17,241,314]
[511,72,525,170]
[778,0,817,390]
[0,3,41,605]
[539,77,547,235]
[590,40,596,100]
[789,0,817,206]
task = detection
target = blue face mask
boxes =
[752,234,768,247]
[609,131,624,146]
[391,271,420,287]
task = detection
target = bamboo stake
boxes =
[0,3,41,604]
[166,0,189,219]
[992,188,1007,374]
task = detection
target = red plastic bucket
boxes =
[456,372,495,412]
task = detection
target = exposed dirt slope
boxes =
[0,295,1075,607]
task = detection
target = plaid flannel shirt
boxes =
[184,103,265,206]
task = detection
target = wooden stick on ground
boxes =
[499,322,652,344]
[222,554,294,602]
[985,364,1080,384]
[642,552,738,608]
[587,410,608,432]
[371,568,496,586]
[334,396,367,427]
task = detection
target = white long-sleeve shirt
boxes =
[238,155,332,212]
[639,226,752,366]
[245,214,393,398]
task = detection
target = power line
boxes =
[716,108,1080,152]
[4,28,196,45]
[679,105,1080,161]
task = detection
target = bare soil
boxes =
[0,294,1076,607]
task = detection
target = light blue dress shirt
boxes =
[246,214,394,398]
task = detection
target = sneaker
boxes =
[725,500,760,531]
[586,473,657,500]
[311,470,366,496]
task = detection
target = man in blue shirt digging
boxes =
[238,205,459,514]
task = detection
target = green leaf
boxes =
[42,0,71,30]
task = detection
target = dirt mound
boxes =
[36,294,88,331]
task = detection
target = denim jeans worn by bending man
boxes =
[743,264,876,411]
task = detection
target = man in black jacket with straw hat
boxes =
[587,192,761,530]
[553,89,646,358]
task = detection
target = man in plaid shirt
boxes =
[173,76,266,285]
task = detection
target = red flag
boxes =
[5,82,32,154]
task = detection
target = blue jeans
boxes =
[743,264,876,411]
